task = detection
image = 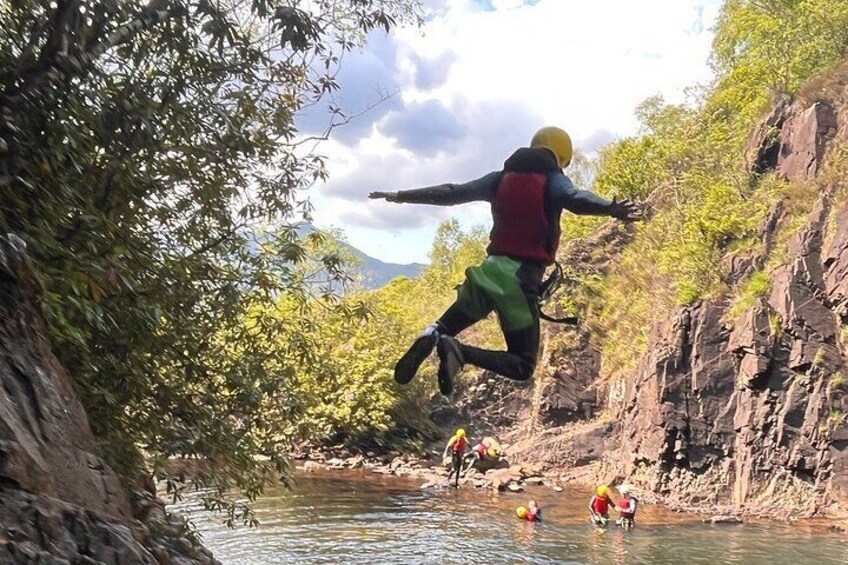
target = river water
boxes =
[171,470,847,565]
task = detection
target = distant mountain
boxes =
[343,243,425,290]
[293,223,425,290]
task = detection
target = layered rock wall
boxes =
[611,91,848,517]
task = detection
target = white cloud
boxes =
[307,0,724,264]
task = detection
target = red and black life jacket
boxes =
[487,147,561,265]
[618,497,637,518]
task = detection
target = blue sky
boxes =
[301,0,724,264]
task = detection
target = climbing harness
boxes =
[539,261,578,325]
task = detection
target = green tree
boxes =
[0,0,420,523]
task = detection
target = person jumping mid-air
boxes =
[370,127,641,396]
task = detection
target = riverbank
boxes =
[290,447,748,524]
[293,448,560,494]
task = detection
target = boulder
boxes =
[487,468,522,492]
[325,458,345,469]
[346,455,364,469]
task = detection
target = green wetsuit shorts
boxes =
[454,255,543,332]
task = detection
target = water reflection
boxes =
[170,471,847,565]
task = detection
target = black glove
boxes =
[609,197,642,221]
[368,191,399,202]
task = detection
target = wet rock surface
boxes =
[0,235,217,564]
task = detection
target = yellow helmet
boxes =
[456,428,466,438]
[531,126,573,168]
[516,506,527,518]
[596,485,608,496]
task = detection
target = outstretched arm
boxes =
[550,174,642,221]
[369,171,501,206]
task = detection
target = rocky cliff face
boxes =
[608,89,848,518]
[0,235,217,564]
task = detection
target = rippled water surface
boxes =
[171,471,846,564]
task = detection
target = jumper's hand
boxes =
[369,191,399,202]
[609,197,643,221]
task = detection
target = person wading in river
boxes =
[589,484,616,526]
[369,127,641,396]
[615,484,638,530]
[516,500,542,522]
[443,428,469,488]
